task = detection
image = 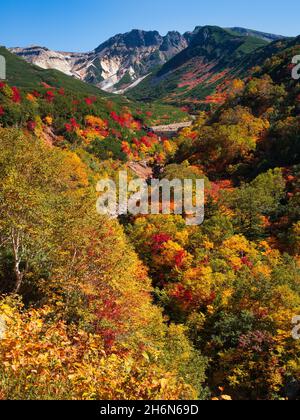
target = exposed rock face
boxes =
[10,27,283,93]
[93,30,188,91]
[10,46,86,77]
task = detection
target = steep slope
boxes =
[91,30,188,91]
[128,26,268,105]
[174,34,300,175]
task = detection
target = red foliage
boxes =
[132,137,140,147]
[121,141,131,155]
[171,284,193,304]
[151,233,172,252]
[85,96,97,106]
[32,90,40,98]
[65,118,79,133]
[110,111,142,130]
[41,82,52,89]
[174,250,186,268]
[241,256,253,268]
[12,87,21,103]
[65,123,72,132]
[45,90,55,103]
[102,329,118,350]
[27,120,36,132]
[181,106,190,113]
[0,106,4,116]
[111,128,121,138]
[208,180,234,201]
[70,118,79,128]
[110,111,120,122]
[207,291,217,305]
[140,136,153,148]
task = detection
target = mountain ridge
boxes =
[9,26,284,93]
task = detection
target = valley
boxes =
[0,19,300,401]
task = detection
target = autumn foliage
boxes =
[0,40,300,401]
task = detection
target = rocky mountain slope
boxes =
[10,26,283,93]
[10,30,188,93]
[9,46,87,78]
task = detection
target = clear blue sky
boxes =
[1,0,300,51]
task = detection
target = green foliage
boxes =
[226,169,286,239]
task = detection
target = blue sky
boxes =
[1,0,300,51]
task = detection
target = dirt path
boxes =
[128,161,153,180]
[150,121,192,135]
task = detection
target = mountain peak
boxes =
[95,29,163,52]
[189,25,239,47]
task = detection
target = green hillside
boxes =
[0,46,109,96]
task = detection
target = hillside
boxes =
[127,26,269,105]
[173,34,300,177]
[0,46,106,96]
[126,47,300,400]
[0,48,189,164]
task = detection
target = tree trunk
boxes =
[11,229,24,294]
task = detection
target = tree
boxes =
[226,169,286,239]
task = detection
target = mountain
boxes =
[91,30,188,92]
[9,26,282,94]
[127,26,269,104]
[10,30,188,94]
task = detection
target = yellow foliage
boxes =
[181,266,214,304]
[44,116,53,125]
[0,300,197,400]
[222,235,258,261]
[85,115,106,129]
